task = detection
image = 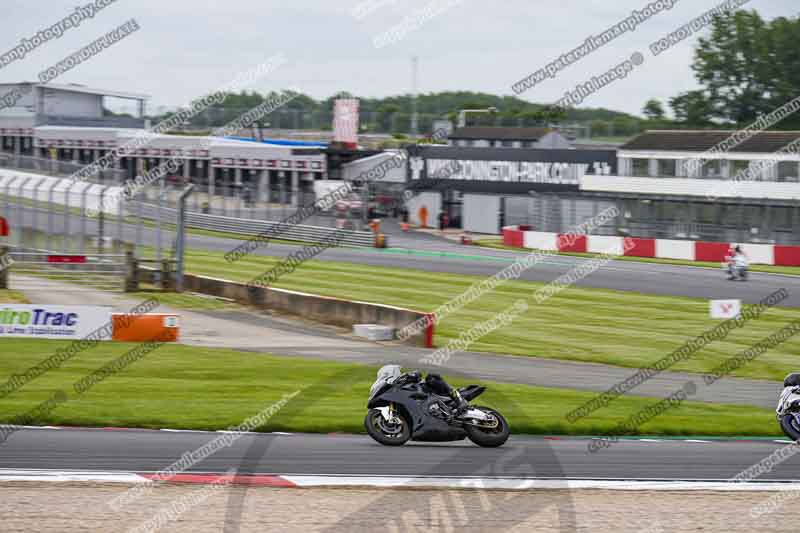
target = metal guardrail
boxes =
[8,249,127,292]
[0,154,126,184]
[133,202,377,247]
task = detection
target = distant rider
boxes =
[729,245,749,280]
[724,246,736,277]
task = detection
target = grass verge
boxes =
[0,290,29,304]
[0,339,781,436]
[127,285,239,311]
[173,247,800,382]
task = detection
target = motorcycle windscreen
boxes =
[369,364,403,399]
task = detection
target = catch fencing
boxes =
[0,158,377,270]
[6,250,127,292]
[134,203,376,247]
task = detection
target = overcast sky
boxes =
[0,0,796,117]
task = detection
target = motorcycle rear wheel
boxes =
[365,408,411,446]
[464,407,510,448]
[779,413,800,441]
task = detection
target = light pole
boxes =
[457,107,498,128]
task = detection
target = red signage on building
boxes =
[0,217,8,237]
[47,255,87,264]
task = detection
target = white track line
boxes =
[0,470,797,491]
[0,469,149,484]
[159,429,214,434]
[280,475,800,492]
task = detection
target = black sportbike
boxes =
[365,365,510,447]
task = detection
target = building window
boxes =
[778,161,798,182]
[632,159,649,176]
[701,160,722,178]
[501,140,513,148]
[772,206,792,228]
[730,160,751,179]
[657,159,676,177]
[696,203,716,224]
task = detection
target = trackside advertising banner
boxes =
[0,305,112,340]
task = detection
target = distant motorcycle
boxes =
[724,248,749,281]
[776,373,800,440]
[725,263,748,281]
[365,365,510,447]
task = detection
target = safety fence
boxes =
[0,166,378,265]
[134,202,376,247]
[6,249,127,292]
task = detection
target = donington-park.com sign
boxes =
[0,305,112,340]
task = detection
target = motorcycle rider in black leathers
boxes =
[425,373,469,416]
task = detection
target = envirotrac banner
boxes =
[0,305,112,340]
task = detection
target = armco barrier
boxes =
[624,238,655,258]
[587,235,624,256]
[741,243,774,266]
[695,241,731,263]
[776,246,800,267]
[503,226,800,267]
[135,202,376,247]
[656,239,694,261]
[524,231,558,251]
[558,234,586,253]
[502,227,524,248]
[137,269,433,347]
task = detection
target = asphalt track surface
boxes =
[2,429,799,482]
[11,206,800,307]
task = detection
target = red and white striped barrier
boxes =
[502,226,800,267]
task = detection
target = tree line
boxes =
[138,9,797,138]
[643,10,800,130]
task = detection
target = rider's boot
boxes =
[451,390,469,417]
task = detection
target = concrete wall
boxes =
[463,194,500,234]
[137,270,434,347]
[42,89,102,118]
[581,174,800,201]
[0,84,36,118]
[341,151,406,183]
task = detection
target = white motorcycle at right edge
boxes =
[776,373,800,440]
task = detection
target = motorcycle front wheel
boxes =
[464,407,510,448]
[365,408,411,446]
[779,413,800,441]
